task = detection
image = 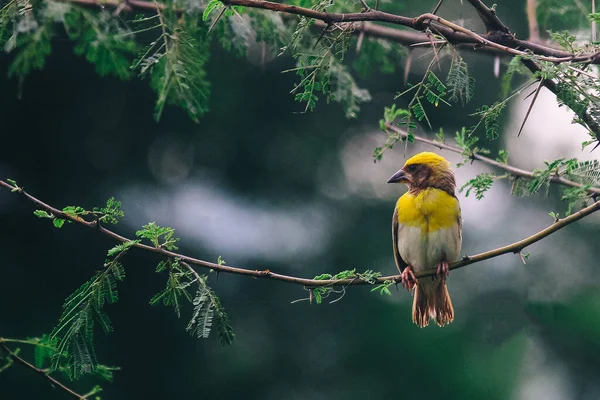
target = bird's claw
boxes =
[436,261,449,281]
[401,266,417,291]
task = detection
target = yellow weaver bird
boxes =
[387,152,462,328]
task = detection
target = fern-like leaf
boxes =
[50,247,129,377]
[184,275,235,345]
[133,12,210,122]
[7,23,53,82]
[460,173,495,200]
[447,52,475,105]
[150,258,194,318]
[501,55,523,98]
[186,287,214,339]
[565,159,600,187]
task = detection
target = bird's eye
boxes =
[406,164,418,172]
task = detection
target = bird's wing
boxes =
[456,197,463,245]
[392,207,409,273]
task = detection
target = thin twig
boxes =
[0,343,86,399]
[384,125,600,196]
[1,179,599,287]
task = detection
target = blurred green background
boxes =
[2,0,600,399]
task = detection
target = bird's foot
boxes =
[401,266,417,291]
[436,261,449,281]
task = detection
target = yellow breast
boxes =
[396,188,460,232]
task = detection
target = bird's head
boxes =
[387,152,456,194]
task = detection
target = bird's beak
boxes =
[387,169,408,184]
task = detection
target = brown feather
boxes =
[412,280,454,328]
[434,281,454,327]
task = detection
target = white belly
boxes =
[397,224,461,272]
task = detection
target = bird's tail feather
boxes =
[412,281,454,328]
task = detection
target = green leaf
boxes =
[446,52,475,105]
[186,276,235,345]
[32,335,56,369]
[53,218,66,228]
[314,273,333,280]
[203,0,224,22]
[34,210,54,219]
[62,205,87,217]
[471,102,506,140]
[134,16,211,123]
[65,8,136,80]
[106,240,140,258]
[371,280,395,296]
[547,30,578,52]
[136,222,179,250]
[8,24,53,82]
[496,150,509,164]
[356,269,381,283]
[150,258,194,318]
[561,185,592,215]
[187,285,213,339]
[526,158,571,196]
[435,128,445,144]
[460,173,496,200]
[50,248,129,377]
[93,197,124,224]
[564,159,600,187]
[501,55,523,98]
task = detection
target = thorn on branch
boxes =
[518,78,544,137]
[403,49,413,84]
[207,6,227,35]
[431,0,444,15]
[313,23,332,49]
[519,252,529,265]
[356,24,366,52]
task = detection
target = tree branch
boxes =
[465,0,510,33]
[51,0,600,63]
[0,342,87,399]
[462,0,600,141]
[385,124,600,196]
[526,0,540,42]
[1,179,598,288]
[49,0,600,142]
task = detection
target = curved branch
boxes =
[0,343,86,399]
[52,0,600,64]
[1,179,598,288]
[385,124,600,196]
[219,0,600,63]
